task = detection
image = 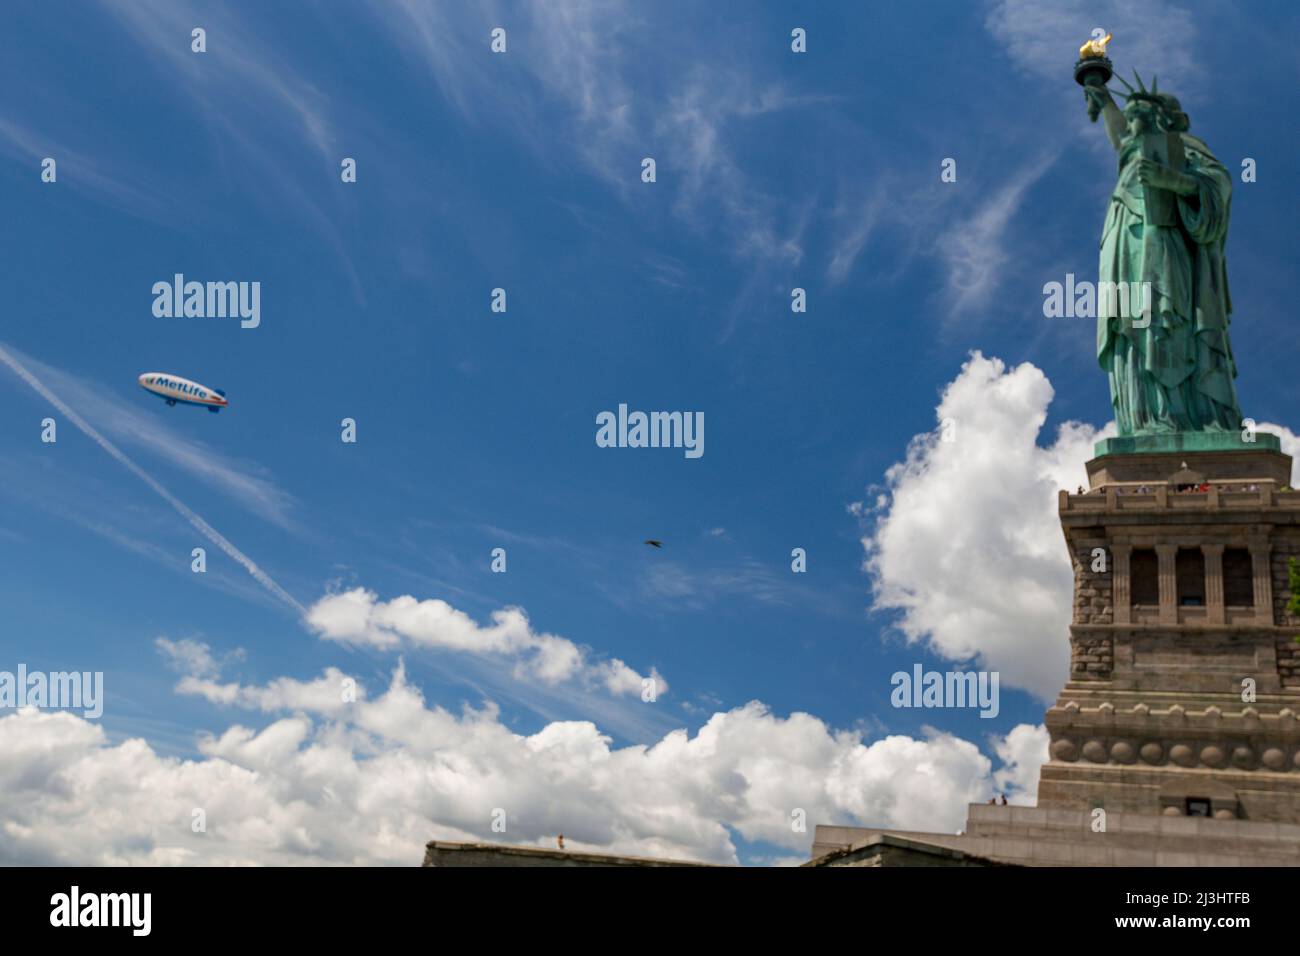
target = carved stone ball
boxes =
[1051,738,1078,762]
[1082,739,1108,763]
[1200,745,1226,768]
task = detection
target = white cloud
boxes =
[992,723,1050,804]
[0,664,1040,865]
[861,352,1114,700]
[1261,423,1300,485]
[305,587,666,698]
[176,667,358,719]
[860,353,1300,701]
[155,637,223,680]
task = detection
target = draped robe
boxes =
[1097,131,1242,435]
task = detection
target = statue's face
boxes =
[1124,102,1155,138]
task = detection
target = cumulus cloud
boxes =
[0,663,1042,865]
[155,637,223,680]
[860,352,1114,700]
[992,723,1050,804]
[305,588,666,698]
[1260,423,1300,485]
[177,667,361,718]
[859,353,1300,700]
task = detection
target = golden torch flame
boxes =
[1080,33,1113,58]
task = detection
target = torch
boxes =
[1075,32,1114,122]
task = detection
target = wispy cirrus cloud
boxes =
[103,0,336,162]
[634,559,802,612]
[100,0,363,301]
[4,346,298,530]
[935,150,1060,317]
[818,140,1060,320]
[0,117,171,222]
[826,1,1202,312]
[985,0,1198,92]
[373,1,808,268]
[0,343,305,617]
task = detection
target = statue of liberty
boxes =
[1079,41,1243,437]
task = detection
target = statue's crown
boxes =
[1115,72,1190,131]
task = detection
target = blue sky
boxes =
[1,1,1296,866]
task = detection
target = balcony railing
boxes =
[1060,481,1300,513]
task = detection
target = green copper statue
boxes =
[1078,39,1243,437]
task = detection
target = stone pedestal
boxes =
[811,803,1300,866]
[809,441,1300,867]
[1043,444,1300,823]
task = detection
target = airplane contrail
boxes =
[0,344,307,617]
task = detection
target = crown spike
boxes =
[1114,74,1136,94]
[1151,74,1158,94]
[1132,69,1147,93]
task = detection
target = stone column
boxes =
[1156,544,1178,624]
[1203,544,1225,625]
[1113,544,1132,625]
[1250,541,1274,625]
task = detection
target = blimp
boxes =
[138,372,228,412]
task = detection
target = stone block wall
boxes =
[1071,538,1113,626]
[1274,535,1300,687]
[1069,631,1114,681]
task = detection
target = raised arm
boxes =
[1084,85,1125,151]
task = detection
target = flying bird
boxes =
[644,539,662,548]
